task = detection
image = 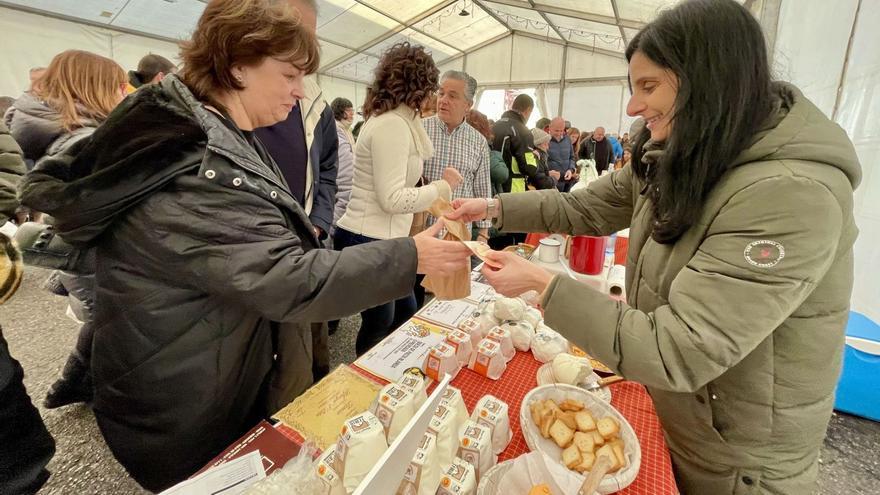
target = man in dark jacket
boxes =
[547,117,576,192]
[253,0,338,397]
[491,94,555,194]
[578,126,616,174]
[0,121,55,495]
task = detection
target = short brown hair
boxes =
[35,50,125,131]
[362,43,438,118]
[512,94,534,113]
[180,0,319,111]
[466,109,492,142]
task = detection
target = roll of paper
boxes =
[607,264,626,297]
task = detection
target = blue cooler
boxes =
[834,312,880,421]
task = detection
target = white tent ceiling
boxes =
[0,0,754,84]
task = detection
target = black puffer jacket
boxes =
[491,110,554,191]
[19,76,418,491]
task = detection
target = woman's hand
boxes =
[442,167,464,190]
[413,219,472,275]
[549,170,561,181]
[447,198,490,223]
[480,250,554,297]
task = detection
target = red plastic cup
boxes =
[568,235,606,275]
[614,229,629,266]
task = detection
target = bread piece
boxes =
[528,485,552,495]
[573,431,595,453]
[555,410,578,431]
[544,399,563,416]
[540,412,554,439]
[610,439,626,468]
[597,417,620,439]
[574,410,597,432]
[561,444,582,469]
[589,430,605,446]
[558,399,585,412]
[575,451,596,473]
[595,444,621,472]
[530,400,543,426]
[549,419,574,448]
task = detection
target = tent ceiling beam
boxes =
[527,0,566,42]
[514,31,626,60]
[0,1,181,44]
[472,0,515,34]
[609,0,629,46]
[351,0,463,54]
[438,31,513,68]
[316,71,369,86]
[477,75,627,90]
[320,0,459,74]
[489,0,646,30]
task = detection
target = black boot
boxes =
[44,355,93,409]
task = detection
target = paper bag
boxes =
[421,198,471,300]
[421,232,471,300]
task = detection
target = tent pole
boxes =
[558,45,568,117]
[832,0,862,121]
[758,0,783,63]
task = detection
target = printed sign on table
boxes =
[353,318,449,382]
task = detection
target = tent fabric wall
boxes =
[0,7,180,98]
[772,0,859,117]
[509,35,564,83]
[465,36,513,86]
[832,0,880,324]
[315,74,368,117]
[774,0,879,324]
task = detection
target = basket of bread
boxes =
[519,384,641,494]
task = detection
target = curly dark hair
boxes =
[362,42,438,118]
[330,97,353,121]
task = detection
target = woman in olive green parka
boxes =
[449,1,861,493]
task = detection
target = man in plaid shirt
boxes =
[422,70,492,242]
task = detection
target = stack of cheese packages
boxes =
[313,373,513,495]
[425,296,571,382]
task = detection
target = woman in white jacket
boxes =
[336,43,462,355]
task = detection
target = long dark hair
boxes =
[362,42,439,119]
[626,0,775,243]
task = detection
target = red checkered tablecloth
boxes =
[276,351,678,494]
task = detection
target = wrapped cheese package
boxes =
[493,297,526,321]
[501,320,534,352]
[440,386,470,429]
[333,411,388,493]
[467,338,507,380]
[531,325,570,363]
[370,383,416,444]
[424,341,462,382]
[445,329,474,366]
[457,317,484,347]
[428,403,460,473]
[522,306,543,328]
[473,302,501,335]
[397,432,442,495]
[551,353,593,385]
[397,373,428,410]
[436,457,478,495]
[485,326,515,362]
[314,445,346,495]
[457,420,497,481]
[470,395,512,454]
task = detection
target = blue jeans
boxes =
[333,228,417,356]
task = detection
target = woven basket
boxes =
[519,384,641,494]
[475,459,516,495]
